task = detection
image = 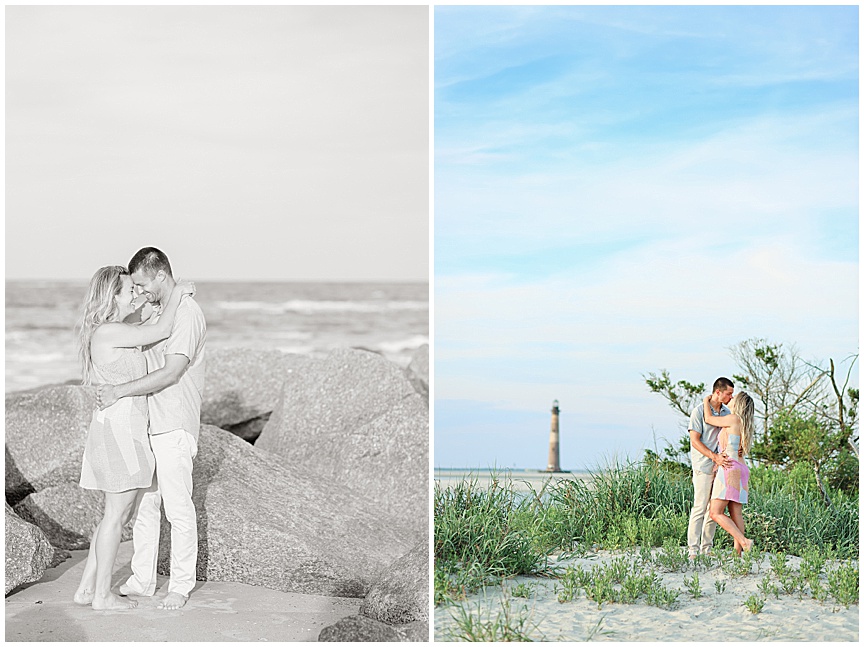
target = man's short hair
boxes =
[713,377,734,392]
[128,247,173,278]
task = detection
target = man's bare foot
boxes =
[73,588,94,605]
[742,538,754,553]
[91,593,137,610]
[118,583,146,597]
[158,592,188,610]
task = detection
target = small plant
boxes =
[637,543,653,566]
[557,566,581,603]
[510,582,535,599]
[654,538,689,573]
[769,552,790,579]
[684,572,702,598]
[826,561,859,607]
[810,580,829,603]
[606,556,635,583]
[744,594,765,614]
[584,614,613,641]
[645,581,680,610]
[445,593,542,641]
[583,568,616,609]
[721,550,753,577]
[757,574,779,599]
[692,552,715,571]
[800,547,827,596]
[714,579,726,594]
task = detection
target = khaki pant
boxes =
[124,429,198,597]
[687,469,717,556]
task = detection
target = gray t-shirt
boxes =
[689,401,730,474]
[143,297,206,442]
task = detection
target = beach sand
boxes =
[434,550,859,642]
[6,540,360,642]
[434,469,591,493]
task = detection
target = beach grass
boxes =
[435,460,859,608]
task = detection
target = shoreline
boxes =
[434,468,592,493]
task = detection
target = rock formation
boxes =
[5,504,55,595]
[201,348,305,441]
[154,425,415,597]
[318,538,429,641]
[256,348,428,540]
[405,343,429,401]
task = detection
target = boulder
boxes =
[255,349,428,539]
[14,484,132,550]
[155,425,415,597]
[5,386,95,501]
[404,344,429,400]
[5,504,55,595]
[318,539,429,641]
[361,539,428,626]
[318,615,428,642]
[201,348,305,437]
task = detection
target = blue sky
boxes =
[434,5,858,470]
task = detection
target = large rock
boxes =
[404,344,429,401]
[255,349,428,539]
[5,504,54,595]
[201,348,306,438]
[361,540,428,626]
[155,425,415,597]
[318,539,429,641]
[5,386,95,501]
[318,615,428,642]
[14,484,132,550]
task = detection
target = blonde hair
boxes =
[729,391,755,456]
[77,266,128,385]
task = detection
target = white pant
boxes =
[687,469,717,556]
[125,429,198,597]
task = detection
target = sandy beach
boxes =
[6,539,361,642]
[434,469,591,493]
[434,549,859,642]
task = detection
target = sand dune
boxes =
[435,549,859,642]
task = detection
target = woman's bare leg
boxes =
[92,490,139,610]
[728,502,748,555]
[73,522,101,604]
[709,498,752,551]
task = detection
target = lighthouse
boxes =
[545,399,562,472]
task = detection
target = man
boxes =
[97,247,206,610]
[687,377,734,559]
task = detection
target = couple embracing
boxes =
[687,377,755,558]
[73,247,206,610]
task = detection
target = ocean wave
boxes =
[6,352,70,364]
[374,335,429,354]
[215,300,428,314]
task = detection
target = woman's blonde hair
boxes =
[77,266,128,385]
[730,391,755,456]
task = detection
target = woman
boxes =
[703,391,755,555]
[73,265,193,610]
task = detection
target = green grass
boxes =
[435,460,859,606]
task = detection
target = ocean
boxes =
[5,280,428,394]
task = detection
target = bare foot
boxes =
[742,538,754,553]
[73,588,94,605]
[158,592,188,610]
[91,593,138,610]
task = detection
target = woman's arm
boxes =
[97,281,195,348]
[703,395,736,428]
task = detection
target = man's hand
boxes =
[96,384,120,410]
[713,451,732,469]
